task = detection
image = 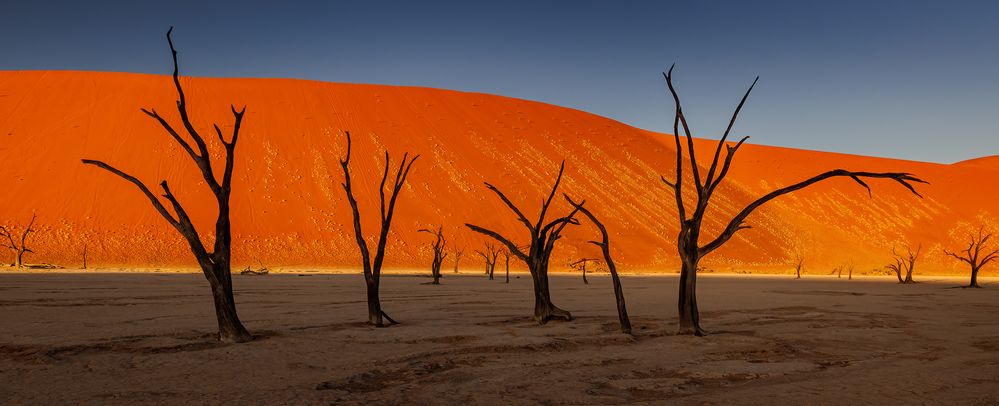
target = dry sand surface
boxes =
[2,272,998,405]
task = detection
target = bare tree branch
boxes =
[484,183,535,232]
[80,160,179,228]
[703,77,758,190]
[700,170,926,256]
[464,224,528,260]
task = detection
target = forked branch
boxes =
[700,170,926,256]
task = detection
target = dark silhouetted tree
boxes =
[792,247,805,279]
[569,258,598,284]
[502,249,512,283]
[419,225,447,285]
[453,247,463,274]
[81,28,252,343]
[466,162,580,323]
[565,195,632,334]
[339,131,419,326]
[945,227,996,288]
[475,247,491,276]
[475,242,501,280]
[1,214,36,269]
[887,244,920,283]
[658,65,926,335]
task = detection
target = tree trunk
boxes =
[903,269,913,283]
[970,267,981,288]
[607,259,631,335]
[488,262,495,280]
[16,249,25,268]
[431,259,441,285]
[582,263,588,284]
[208,267,251,343]
[529,259,571,323]
[795,265,801,279]
[505,257,510,284]
[677,254,704,336]
[366,276,385,325]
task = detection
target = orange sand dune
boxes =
[0,71,995,274]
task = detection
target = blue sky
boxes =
[3,1,997,163]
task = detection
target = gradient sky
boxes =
[3,0,997,163]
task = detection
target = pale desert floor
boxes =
[1,272,998,405]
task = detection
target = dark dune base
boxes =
[1,273,997,404]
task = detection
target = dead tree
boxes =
[569,258,598,284]
[565,196,632,334]
[886,258,904,282]
[488,248,500,279]
[82,243,88,270]
[418,225,447,285]
[475,243,500,280]
[453,248,463,273]
[81,28,252,343]
[887,244,920,283]
[0,214,36,268]
[792,247,805,279]
[466,161,580,323]
[503,249,512,283]
[339,131,419,326]
[944,227,997,288]
[475,247,492,277]
[659,65,926,335]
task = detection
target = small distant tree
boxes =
[418,225,447,285]
[569,258,598,285]
[81,28,251,343]
[886,244,920,283]
[502,249,512,283]
[657,65,925,335]
[1,214,36,268]
[453,248,464,274]
[466,161,581,323]
[339,131,419,326]
[565,195,632,334]
[488,246,500,280]
[475,247,491,276]
[944,227,997,288]
[475,243,501,280]
[886,259,903,281]
[792,246,805,279]
[833,262,855,279]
